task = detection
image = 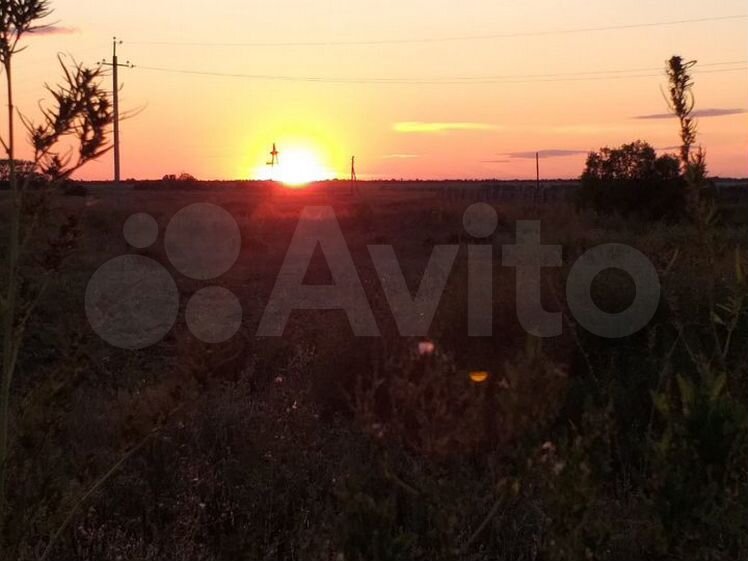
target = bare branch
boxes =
[24,55,113,181]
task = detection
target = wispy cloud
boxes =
[507,149,589,159]
[634,108,747,120]
[394,121,498,134]
[481,159,511,164]
[381,153,420,159]
[544,124,626,135]
[29,25,79,36]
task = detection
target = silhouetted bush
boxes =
[577,140,686,220]
[0,159,45,190]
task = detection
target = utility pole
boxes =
[101,37,133,185]
[350,155,357,195]
[267,143,279,179]
[535,151,541,204]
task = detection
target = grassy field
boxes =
[1,181,747,560]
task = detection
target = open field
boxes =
[1,181,747,560]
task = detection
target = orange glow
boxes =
[17,2,747,180]
[253,145,335,186]
[469,371,490,384]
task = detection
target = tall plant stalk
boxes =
[0,1,114,538]
[0,57,16,515]
[666,55,703,215]
[0,3,39,522]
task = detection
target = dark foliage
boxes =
[577,140,686,219]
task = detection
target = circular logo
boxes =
[463,203,498,238]
[123,213,159,249]
[165,203,241,280]
[186,286,243,344]
[85,255,179,349]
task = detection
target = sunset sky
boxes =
[11,0,748,180]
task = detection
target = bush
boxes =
[577,140,686,220]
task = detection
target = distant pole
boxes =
[101,38,133,185]
[350,155,357,195]
[267,143,279,179]
[535,151,540,204]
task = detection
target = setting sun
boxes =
[254,145,335,186]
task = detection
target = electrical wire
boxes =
[134,61,748,85]
[128,14,748,48]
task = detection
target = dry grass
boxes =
[0,181,746,560]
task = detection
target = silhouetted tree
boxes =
[577,140,685,219]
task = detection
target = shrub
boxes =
[577,140,686,220]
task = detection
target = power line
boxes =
[128,14,748,48]
[135,61,748,85]
[443,60,748,81]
